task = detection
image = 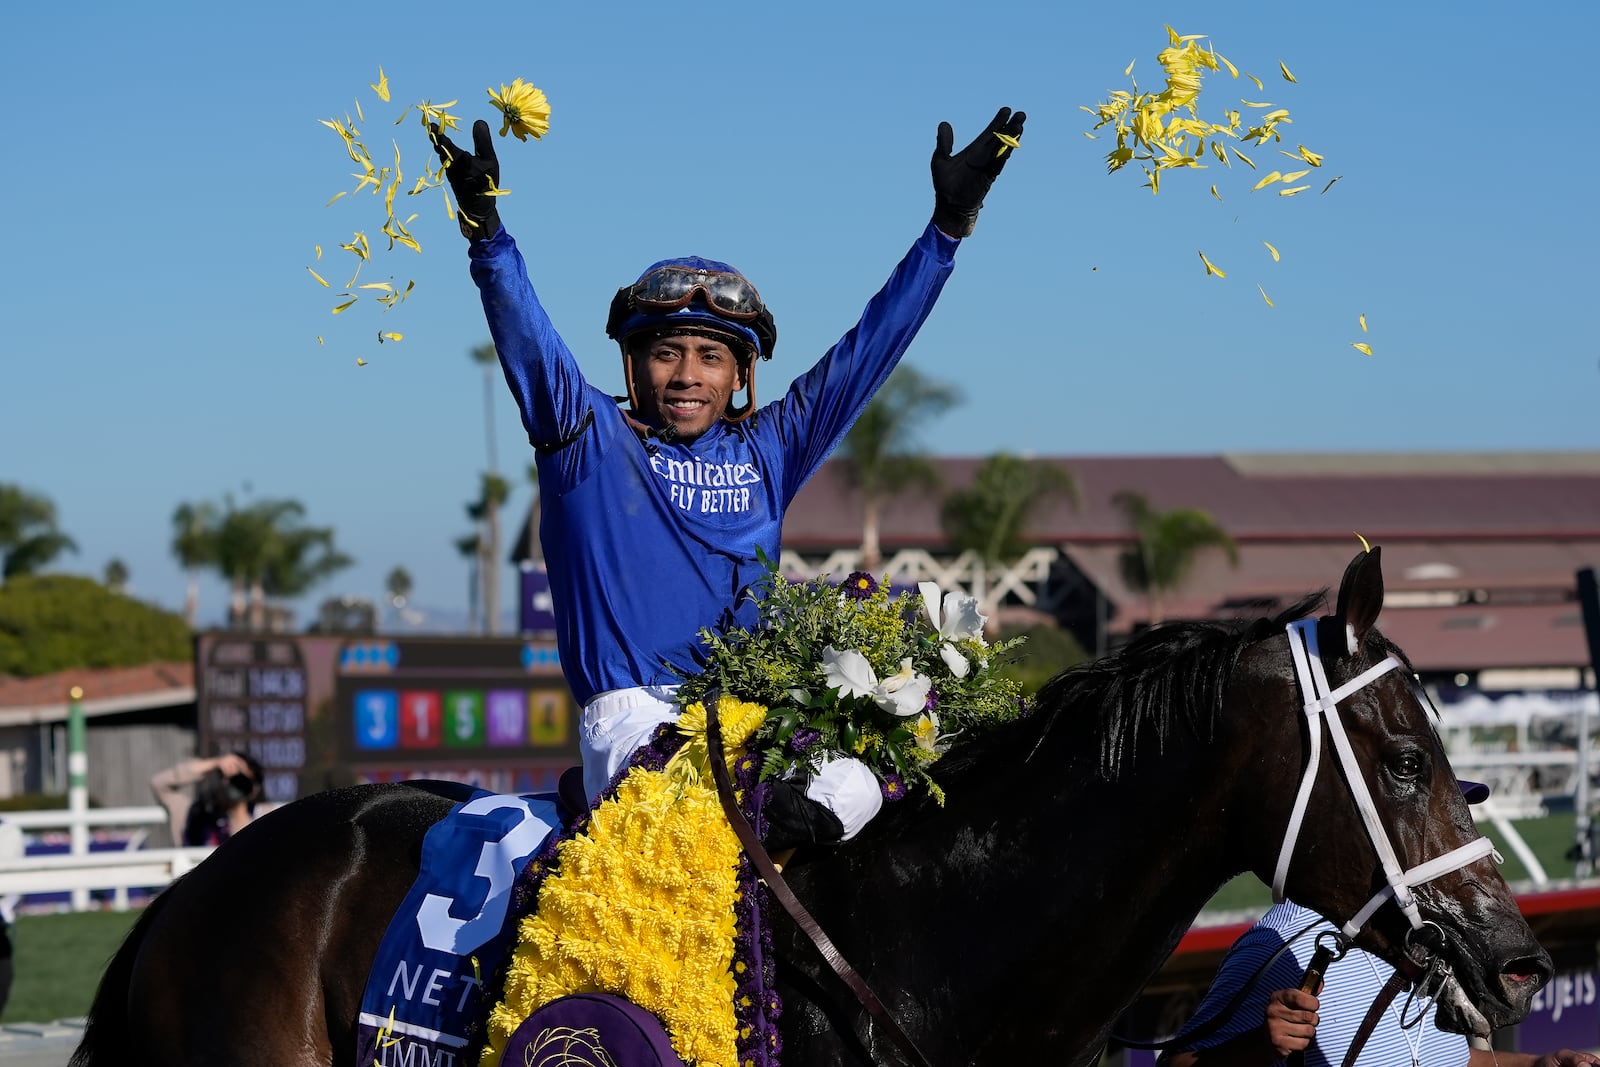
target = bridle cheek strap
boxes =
[1272,619,1499,939]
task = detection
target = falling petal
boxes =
[1355,532,1372,552]
[332,298,358,314]
[1278,185,1310,196]
[1246,72,1265,90]
[316,335,325,345]
[1230,146,1256,169]
[1359,314,1368,333]
[1242,99,1273,108]
[1257,284,1274,307]
[1210,184,1223,201]
[1320,175,1343,194]
[370,67,391,103]
[307,267,331,287]
[1351,342,1373,356]
[359,282,395,292]
[1297,144,1324,166]
[993,131,1022,157]
[1124,58,1136,76]
[1280,168,1311,183]
[1083,131,1098,139]
[1263,241,1280,262]
[1198,251,1226,278]
[315,245,322,261]
[379,331,403,343]
[356,358,368,366]
[325,191,348,207]
[1279,61,1297,83]
[1252,170,1283,191]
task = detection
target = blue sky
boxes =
[3,1,1595,627]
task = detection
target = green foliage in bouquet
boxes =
[675,555,1028,803]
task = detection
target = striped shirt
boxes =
[1179,901,1469,1067]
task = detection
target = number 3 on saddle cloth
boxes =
[356,786,687,1067]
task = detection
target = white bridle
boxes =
[1271,618,1499,939]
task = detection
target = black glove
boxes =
[931,106,1026,238]
[762,778,845,852]
[430,119,502,242]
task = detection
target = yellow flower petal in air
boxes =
[486,78,550,141]
[316,335,324,345]
[1321,175,1343,194]
[1252,170,1283,191]
[355,98,365,123]
[332,298,358,314]
[357,358,368,366]
[1246,72,1265,90]
[1124,59,1136,76]
[1242,99,1273,108]
[1281,169,1311,183]
[1230,146,1256,169]
[1210,184,1223,201]
[1351,342,1373,356]
[380,332,403,343]
[325,191,348,207]
[1258,284,1274,307]
[1278,185,1310,196]
[307,267,331,287]
[1198,251,1226,278]
[315,245,322,261]
[1279,61,1297,83]
[370,67,391,103]
[1359,314,1368,333]
[993,131,1022,158]
[1296,145,1323,166]
[1263,241,1280,262]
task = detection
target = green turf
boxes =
[1201,813,1588,917]
[4,909,140,1024]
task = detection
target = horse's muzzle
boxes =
[1435,929,1553,1034]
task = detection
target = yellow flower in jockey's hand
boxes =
[487,78,550,141]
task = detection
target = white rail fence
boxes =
[0,806,213,912]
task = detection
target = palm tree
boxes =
[103,558,130,594]
[940,454,1078,612]
[385,566,413,608]
[0,484,76,580]
[470,342,501,476]
[170,500,219,625]
[211,497,352,631]
[466,473,512,635]
[1113,491,1239,626]
[455,532,483,634]
[836,366,961,569]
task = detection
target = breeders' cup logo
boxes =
[650,455,761,515]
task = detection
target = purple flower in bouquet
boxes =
[789,727,823,755]
[924,687,940,713]
[881,772,907,802]
[841,571,878,600]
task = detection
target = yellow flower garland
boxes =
[479,696,766,1067]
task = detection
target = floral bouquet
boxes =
[674,558,1028,804]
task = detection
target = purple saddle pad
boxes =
[502,993,685,1067]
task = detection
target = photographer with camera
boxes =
[150,752,264,847]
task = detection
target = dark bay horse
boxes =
[71,548,1551,1066]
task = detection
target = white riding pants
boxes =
[580,686,884,840]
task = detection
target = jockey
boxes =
[431,106,1025,848]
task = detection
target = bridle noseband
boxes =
[1273,618,1499,940]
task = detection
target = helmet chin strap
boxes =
[1272,619,1499,940]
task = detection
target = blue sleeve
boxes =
[468,229,618,488]
[763,223,958,500]
[1178,925,1310,1053]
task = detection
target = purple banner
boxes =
[1519,969,1600,1053]
[520,566,556,634]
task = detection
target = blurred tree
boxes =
[836,366,961,569]
[0,575,191,676]
[455,533,483,634]
[102,558,130,593]
[0,485,76,580]
[385,566,413,607]
[941,453,1078,617]
[1113,491,1238,626]
[170,501,219,626]
[470,342,501,475]
[206,497,352,631]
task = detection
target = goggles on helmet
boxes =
[626,265,765,321]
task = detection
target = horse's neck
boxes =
[797,735,1256,1062]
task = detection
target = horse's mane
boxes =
[927,592,1329,789]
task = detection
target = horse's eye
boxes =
[1390,752,1424,781]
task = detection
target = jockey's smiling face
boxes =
[628,331,747,441]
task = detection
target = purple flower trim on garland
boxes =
[840,571,878,600]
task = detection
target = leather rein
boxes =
[704,696,936,1067]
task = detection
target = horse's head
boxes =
[1248,546,1552,1035]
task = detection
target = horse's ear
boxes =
[1331,546,1384,655]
